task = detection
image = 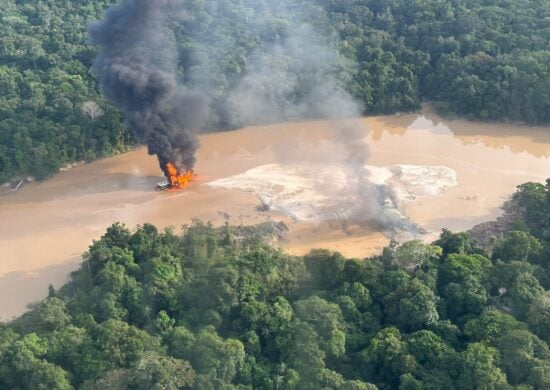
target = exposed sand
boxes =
[1,110,550,319]
[208,163,457,222]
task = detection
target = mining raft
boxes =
[156,179,171,191]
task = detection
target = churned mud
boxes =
[1,110,550,318]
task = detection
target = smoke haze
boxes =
[89,0,412,230]
[225,23,357,126]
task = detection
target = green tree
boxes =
[128,352,195,389]
[492,231,542,263]
[464,310,526,343]
[384,279,439,331]
[294,295,347,358]
[0,333,72,389]
[495,330,550,385]
[456,343,507,390]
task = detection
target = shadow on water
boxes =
[69,173,162,196]
[0,257,82,321]
[370,113,418,141]
[421,111,550,158]
[424,205,505,236]
[5,173,162,205]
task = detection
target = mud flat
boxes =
[1,111,550,319]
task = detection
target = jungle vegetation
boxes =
[2,0,550,182]
[1,181,549,389]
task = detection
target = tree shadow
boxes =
[0,256,82,322]
[369,113,420,141]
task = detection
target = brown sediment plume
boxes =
[2,114,550,318]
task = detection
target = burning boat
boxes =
[157,162,195,191]
[156,180,171,191]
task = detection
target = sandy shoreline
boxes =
[1,110,550,319]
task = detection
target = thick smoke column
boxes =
[88,0,208,177]
[88,0,416,232]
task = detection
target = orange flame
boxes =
[166,162,194,190]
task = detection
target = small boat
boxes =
[156,180,171,191]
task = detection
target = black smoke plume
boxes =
[88,0,419,233]
[88,0,208,177]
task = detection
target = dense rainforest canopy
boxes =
[1,181,549,389]
[1,0,550,182]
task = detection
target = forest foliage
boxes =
[0,0,128,182]
[1,181,549,389]
[2,0,550,182]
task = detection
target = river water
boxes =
[1,110,550,319]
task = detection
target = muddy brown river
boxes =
[1,110,550,319]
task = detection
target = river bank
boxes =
[1,110,550,319]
